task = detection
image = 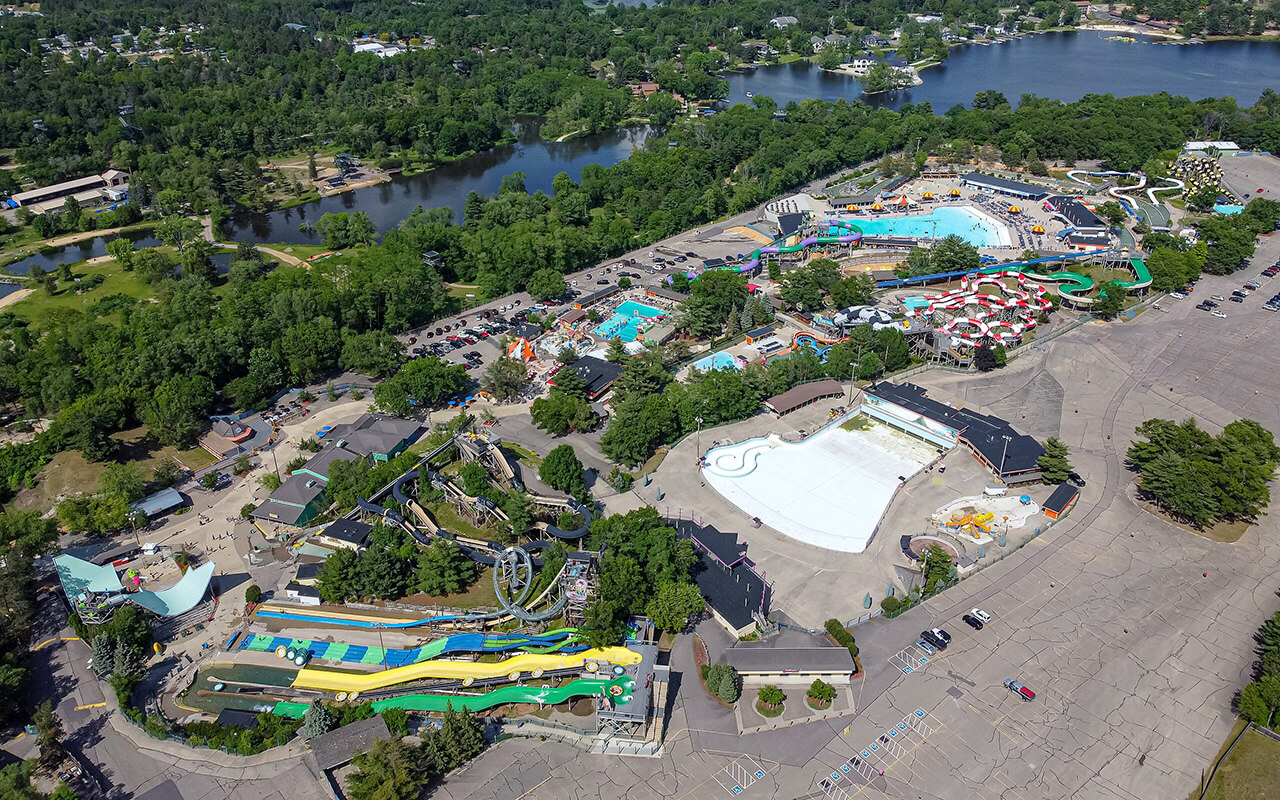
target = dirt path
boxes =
[0,288,33,309]
[199,215,302,266]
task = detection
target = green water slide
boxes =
[975,252,1151,304]
[271,675,634,717]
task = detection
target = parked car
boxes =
[674,255,687,262]
[596,279,609,285]
[1068,471,1086,486]
[930,628,951,644]
[1212,309,1228,318]
[916,639,937,656]
[1169,291,1186,299]
[962,614,984,630]
[971,608,992,624]
[1210,295,1225,301]
[921,630,948,650]
[1230,295,1244,303]
[1004,679,1036,701]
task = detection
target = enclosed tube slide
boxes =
[668,220,862,284]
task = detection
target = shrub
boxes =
[245,584,262,604]
[758,685,785,707]
[240,503,257,519]
[807,679,836,704]
[825,618,858,659]
[880,595,902,613]
[703,663,740,702]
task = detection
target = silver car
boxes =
[916,640,937,656]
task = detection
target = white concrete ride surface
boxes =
[702,417,935,552]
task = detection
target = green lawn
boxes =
[428,502,503,541]
[402,566,500,610]
[6,259,153,323]
[1197,720,1280,800]
[13,425,216,512]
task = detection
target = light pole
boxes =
[695,416,704,459]
[847,361,857,404]
[999,434,1013,478]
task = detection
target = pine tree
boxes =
[302,700,334,739]
[739,302,753,331]
[1037,437,1073,483]
[715,666,740,702]
[751,296,773,326]
[112,636,146,679]
[724,306,742,338]
[91,634,115,678]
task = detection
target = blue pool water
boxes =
[692,351,742,372]
[595,300,667,342]
[847,206,1006,247]
[901,296,933,311]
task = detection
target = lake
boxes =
[213,32,1276,244]
[724,32,1280,110]
[3,231,162,275]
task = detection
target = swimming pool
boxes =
[594,300,667,343]
[847,206,1011,247]
[692,351,742,372]
[901,296,933,312]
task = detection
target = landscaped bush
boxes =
[825,618,859,658]
[703,663,740,703]
[807,679,836,708]
[183,714,302,754]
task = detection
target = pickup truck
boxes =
[1004,678,1035,701]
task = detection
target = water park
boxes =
[592,300,668,343]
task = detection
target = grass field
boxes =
[1194,720,1280,800]
[12,426,216,512]
[402,565,500,610]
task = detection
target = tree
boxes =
[200,471,218,491]
[339,330,406,378]
[33,700,65,767]
[155,216,203,253]
[1095,201,1127,227]
[245,584,262,604]
[374,357,468,414]
[973,344,998,372]
[806,679,836,705]
[530,390,596,436]
[317,547,361,602]
[346,738,423,800]
[606,336,628,364]
[715,665,740,702]
[527,268,567,301]
[645,582,705,631]
[141,374,215,447]
[91,634,115,679]
[757,685,785,708]
[1093,282,1125,318]
[920,544,953,593]
[1038,437,1073,483]
[539,445,585,497]
[301,700,334,739]
[480,356,528,402]
[107,238,136,270]
[416,540,477,595]
[99,461,145,502]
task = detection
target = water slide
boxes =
[1066,169,1186,207]
[669,220,863,284]
[877,250,1151,304]
[290,646,643,693]
[270,675,634,717]
[791,332,843,362]
[238,629,585,667]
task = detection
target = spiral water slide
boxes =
[669,220,863,283]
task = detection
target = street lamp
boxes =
[847,361,857,404]
[999,434,1013,478]
[695,416,704,458]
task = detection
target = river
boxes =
[219,121,657,245]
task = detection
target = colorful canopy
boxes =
[922,192,934,198]
[871,203,884,210]
[1008,205,1022,213]
[949,188,961,196]
[1032,224,1045,233]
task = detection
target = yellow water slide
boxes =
[290,646,642,693]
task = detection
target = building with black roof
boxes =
[1043,482,1080,520]
[215,708,262,729]
[1063,231,1111,250]
[1051,197,1106,231]
[959,173,1049,200]
[669,519,770,637]
[295,561,322,584]
[316,518,373,550]
[865,382,1044,482]
[701,257,727,270]
[547,355,624,401]
[776,212,805,237]
[572,286,621,309]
